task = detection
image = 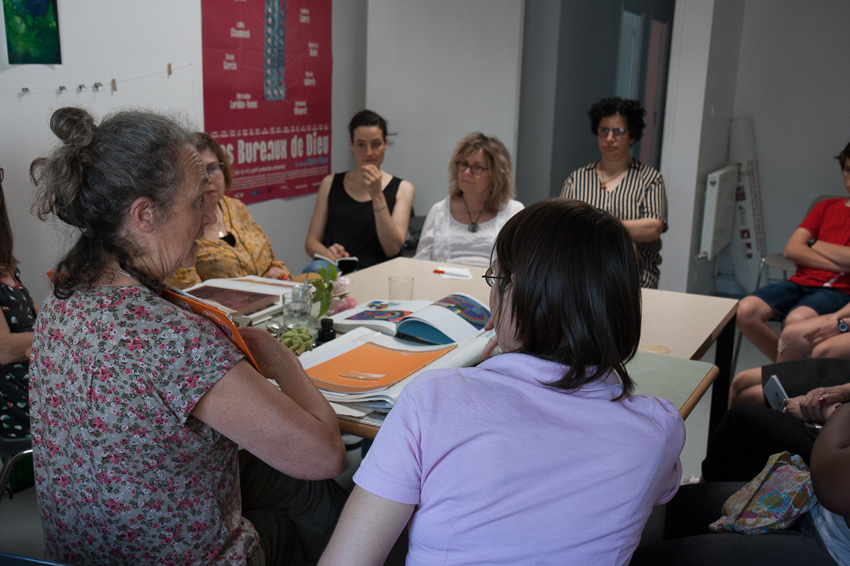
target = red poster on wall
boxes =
[201,0,332,204]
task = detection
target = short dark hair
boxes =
[193,132,233,191]
[348,109,388,140]
[588,97,647,141]
[0,169,18,276]
[31,107,194,298]
[491,198,642,397]
[837,141,850,168]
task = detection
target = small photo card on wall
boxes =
[3,0,62,65]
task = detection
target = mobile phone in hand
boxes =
[764,374,789,411]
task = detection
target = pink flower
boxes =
[328,296,357,315]
[332,276,351,295]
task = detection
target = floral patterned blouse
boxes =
[0,269,37,438]
[29,285,260,565]
[166,195,290,289]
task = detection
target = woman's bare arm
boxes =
[319,486,415,566]
[191,327,345,479]
[810,403,850,517]
[0,312,34,365]
[363,169,415,257]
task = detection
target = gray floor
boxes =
[0,333,773,561]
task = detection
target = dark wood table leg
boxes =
[708,313,736,436]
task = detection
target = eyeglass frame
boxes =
[455,160,490,176]
[205,162,225,177]
[596,126,629,139]
[482,265,510,288]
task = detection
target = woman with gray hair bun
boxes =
[29,107,346,565]
[414,132,524,267]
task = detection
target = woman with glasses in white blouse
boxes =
[414,133,523,267]
[561,97,668,288]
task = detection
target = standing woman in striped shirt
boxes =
[561,97,668,288]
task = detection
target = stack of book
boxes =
[184,275,302,325]
[300,293,493,413]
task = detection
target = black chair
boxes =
[0,435,33,502]
[401,215,426,258]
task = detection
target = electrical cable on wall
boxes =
[2,62,192,98]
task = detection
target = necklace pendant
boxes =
[600,182,607,190]
[468,223,479,233]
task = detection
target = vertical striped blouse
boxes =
[561,159,667,288]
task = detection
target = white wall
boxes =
[0,1,204,304]
[515,0,561,205]
[364,0,524,213]
[660,0,850,293]
[1,0,366,303]
[658,0,744,294]
[731,0,850,258]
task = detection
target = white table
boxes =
[345,257,738,360]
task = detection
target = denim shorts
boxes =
[750,280,850,320]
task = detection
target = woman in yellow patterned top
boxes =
[166,133,291,289]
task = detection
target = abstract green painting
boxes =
[4,0,61,64]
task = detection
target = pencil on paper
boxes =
[339,371,386,381]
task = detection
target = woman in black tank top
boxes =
[303,110,415,271]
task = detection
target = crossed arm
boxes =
[784,228,850,272]
[622,218,665,243]
[191,327,345,479]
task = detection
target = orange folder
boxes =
[306,342,455,393]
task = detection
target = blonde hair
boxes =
[448,133,514,213]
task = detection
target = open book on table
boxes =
[328,293,490,345]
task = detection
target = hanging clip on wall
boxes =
[93,82,103,92]
[57,85,67,94]
[111,79,117,93]
[167,63,172,78]
[77,84,86,92]
[20,87,30,95]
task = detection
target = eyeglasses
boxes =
[482,265,510,288]
[205,162,224,177]
[456,161,490,176]
[597,127,629,139]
